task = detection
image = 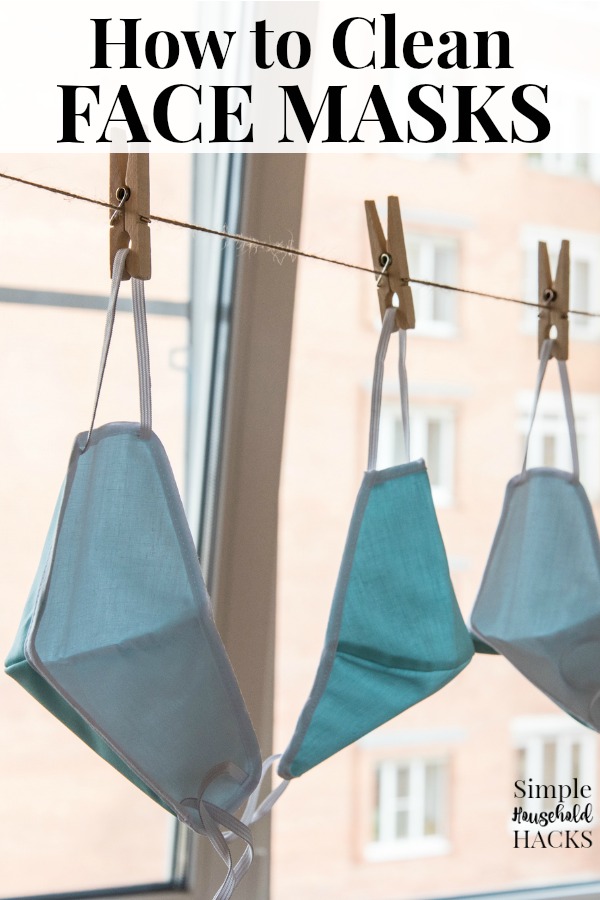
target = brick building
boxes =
[1,149,600,900]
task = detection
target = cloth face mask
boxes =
[278,307,474,780]
[470,339,600,730]
[5,250,268,899]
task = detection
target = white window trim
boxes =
[524,65,600,159]
[517,389,600,502]
[366,758,450,862]
[529,153,600,182]
[511,715,598,831]
[406,233,460,339]
[365,834,451,863]
[378,402,455,507]
[415,318,458,339]
[414,406,455,508]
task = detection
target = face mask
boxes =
[470,339,600,729]
[278,307,474,780]
[5,250,269,898]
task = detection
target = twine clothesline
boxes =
[0,169,596,319]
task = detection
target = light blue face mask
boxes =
[470,339,600,730]
[5,250,285,899]
[278,307,474,780]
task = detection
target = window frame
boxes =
[378,401,456,506]
[366,757,450,862]
[0,150,306,900]
[186,152,307,900]
[528,153,600,180]
[517,389,600,501]
[405,232,460,338]
[511,715,598,830]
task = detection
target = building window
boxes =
[512,716,597,822]
[521,227,600,340]
[402,153,459,163]
[517,391,600,501]
[378,404,455,507]
[366,758,449,861]
[528,153,600,180]
[405,234,459,337]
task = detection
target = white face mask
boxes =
[471,339,600,729]
[6,250,270,899]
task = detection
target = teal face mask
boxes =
[5,251,272,898]
[278,308,474,780]
[471,339,600,730]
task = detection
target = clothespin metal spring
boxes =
[109,186,131,225]
[376,252,392,287]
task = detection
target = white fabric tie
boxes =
[368,307,410,471]
[522,338,579,479]
[228,754,289,831]
[182,757,288,900]
[182,763,254,900]
[82,248,152,452]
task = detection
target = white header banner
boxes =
[0,0,598,152]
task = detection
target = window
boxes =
[0,146,305,899]
[402,153,459,163]
[405,234,459,337]
[528,153,600,180]
[0,158,193,898]
[521,226,600,340]
[378,404,455,506]
[517,391,600,501]
[526,86,600,179]
[512,715,597,823]
[367,758,449,861]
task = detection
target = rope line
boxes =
[0,169,597,319]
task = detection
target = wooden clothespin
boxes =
[538,240,569,360]
[365,196,415,331]
[109,154,151,280]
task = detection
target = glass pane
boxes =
[573,259,591,313]
[574,153,591,176]
[405,237,431,322]
[542,740,557,782]
[427,419,442,486]
[0,155,191,896]
[572,741,581,782]
[373,766,382,840]
[395,765,409,799]
[393,416,407,463]
[412,285,430,322]
[395,810,410,840]
[432,246,457,323]
[432,288,451,323]
[542,741,557,809]
[424,763,443,837]
[516,747,527,783]
[543,433,557,466]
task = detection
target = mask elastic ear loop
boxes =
[81,250,152,452]
[182,762,254,900]
[368,308,410,471]
[398,327,410,461]
[132,277,152,439]
[522,338,579,478]
[558,359,580,480]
